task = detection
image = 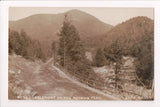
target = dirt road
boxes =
[9,56,119,100]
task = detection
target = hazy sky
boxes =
[9,7,153,26]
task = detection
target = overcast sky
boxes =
[9,7,153,26]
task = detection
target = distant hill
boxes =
[103,16,154,47]
[9,9,113,56]
[86,16,154,58]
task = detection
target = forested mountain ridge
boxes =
[87,16,153,61]
[9,9,112,41]
[9,9,113,56]
[103,16,153,47]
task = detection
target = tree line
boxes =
[9,29,46,61]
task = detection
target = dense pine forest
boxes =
[9,29,46,61]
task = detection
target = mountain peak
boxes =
[65,9,92,19]
[67,9,84,14]
[103,16,153,46]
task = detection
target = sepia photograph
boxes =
[8,7,154,100]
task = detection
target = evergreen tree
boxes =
[9,29,46,61]
[135,32,154,88]
[58,14,85,69]
[19,30,30,58]
[104,39,123,62]
[9,30,26,56]
[57,14,99,83]
[94,48,106,67]
[58,14,70,67]
[104,39,123,89]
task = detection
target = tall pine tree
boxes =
[58,14,85,69]
[94,48,106,67]
[104,39,123,89]
[58,14,98,82]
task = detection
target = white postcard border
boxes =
[0,1,160,107]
